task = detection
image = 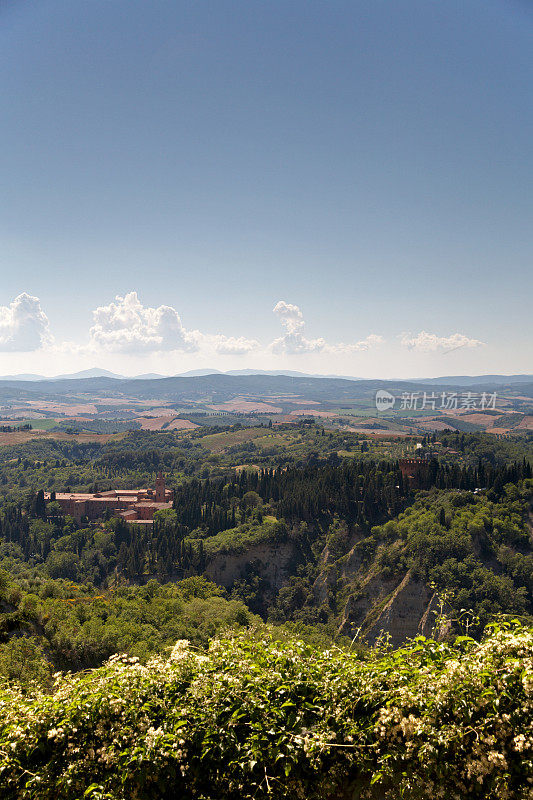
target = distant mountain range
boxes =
[0,368,531,385]
[0,368,125,381]
[0,373,531,410]
[0,368,167,382]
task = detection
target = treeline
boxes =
[422,456,531,491]
[171,456,532,535]
[0,423,32,432]
[171,458,407,535]
[1,427,531,507]
[0,510,203,588]
[0,458,408,589]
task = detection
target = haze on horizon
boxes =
[1,0,532,379]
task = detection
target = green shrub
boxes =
[0,622,531,799]
[0,637,51,688]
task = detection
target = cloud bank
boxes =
[213,335,260,356]
[400,330,485,352]
[0,291,487,374]
[87,292,260,357]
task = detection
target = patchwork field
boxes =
[415,419,462,432]
[135,416,172,430]
[166,418,198,430]
[0,374,530,440]
[25,401,99,414]
[136,407,178,417]
[343,426,410,437]
[449,412,504,426]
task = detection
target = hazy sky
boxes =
[1,0,532,377]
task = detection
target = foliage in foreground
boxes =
[0,623,532,800]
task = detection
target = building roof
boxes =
[49,493,94,500]
[90,497,133,504]
[134,501,173,509]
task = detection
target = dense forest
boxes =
[0,425,532,798]
[1,453,530,593]
[0,427,531,676]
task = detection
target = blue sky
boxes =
[0,0,531,377]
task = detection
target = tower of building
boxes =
[155,471,166,502]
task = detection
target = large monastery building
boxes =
[45,472,173,525]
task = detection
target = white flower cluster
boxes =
[0,625,532,800]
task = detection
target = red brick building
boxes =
[45,472,173,524]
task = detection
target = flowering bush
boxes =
[0,622,532,799]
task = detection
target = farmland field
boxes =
[199,427,270,452]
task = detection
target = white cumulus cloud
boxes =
[271,301,325,354]
[331,333,385,354]
[356,333,384,349]
[271,331,327,355]
[271,300,383,355]
[213,335,260,356]
[88,292,259,358]
[89,292,200,353]
[272,301,305,333]
[0,293,51,352]
[400,330,485,352]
